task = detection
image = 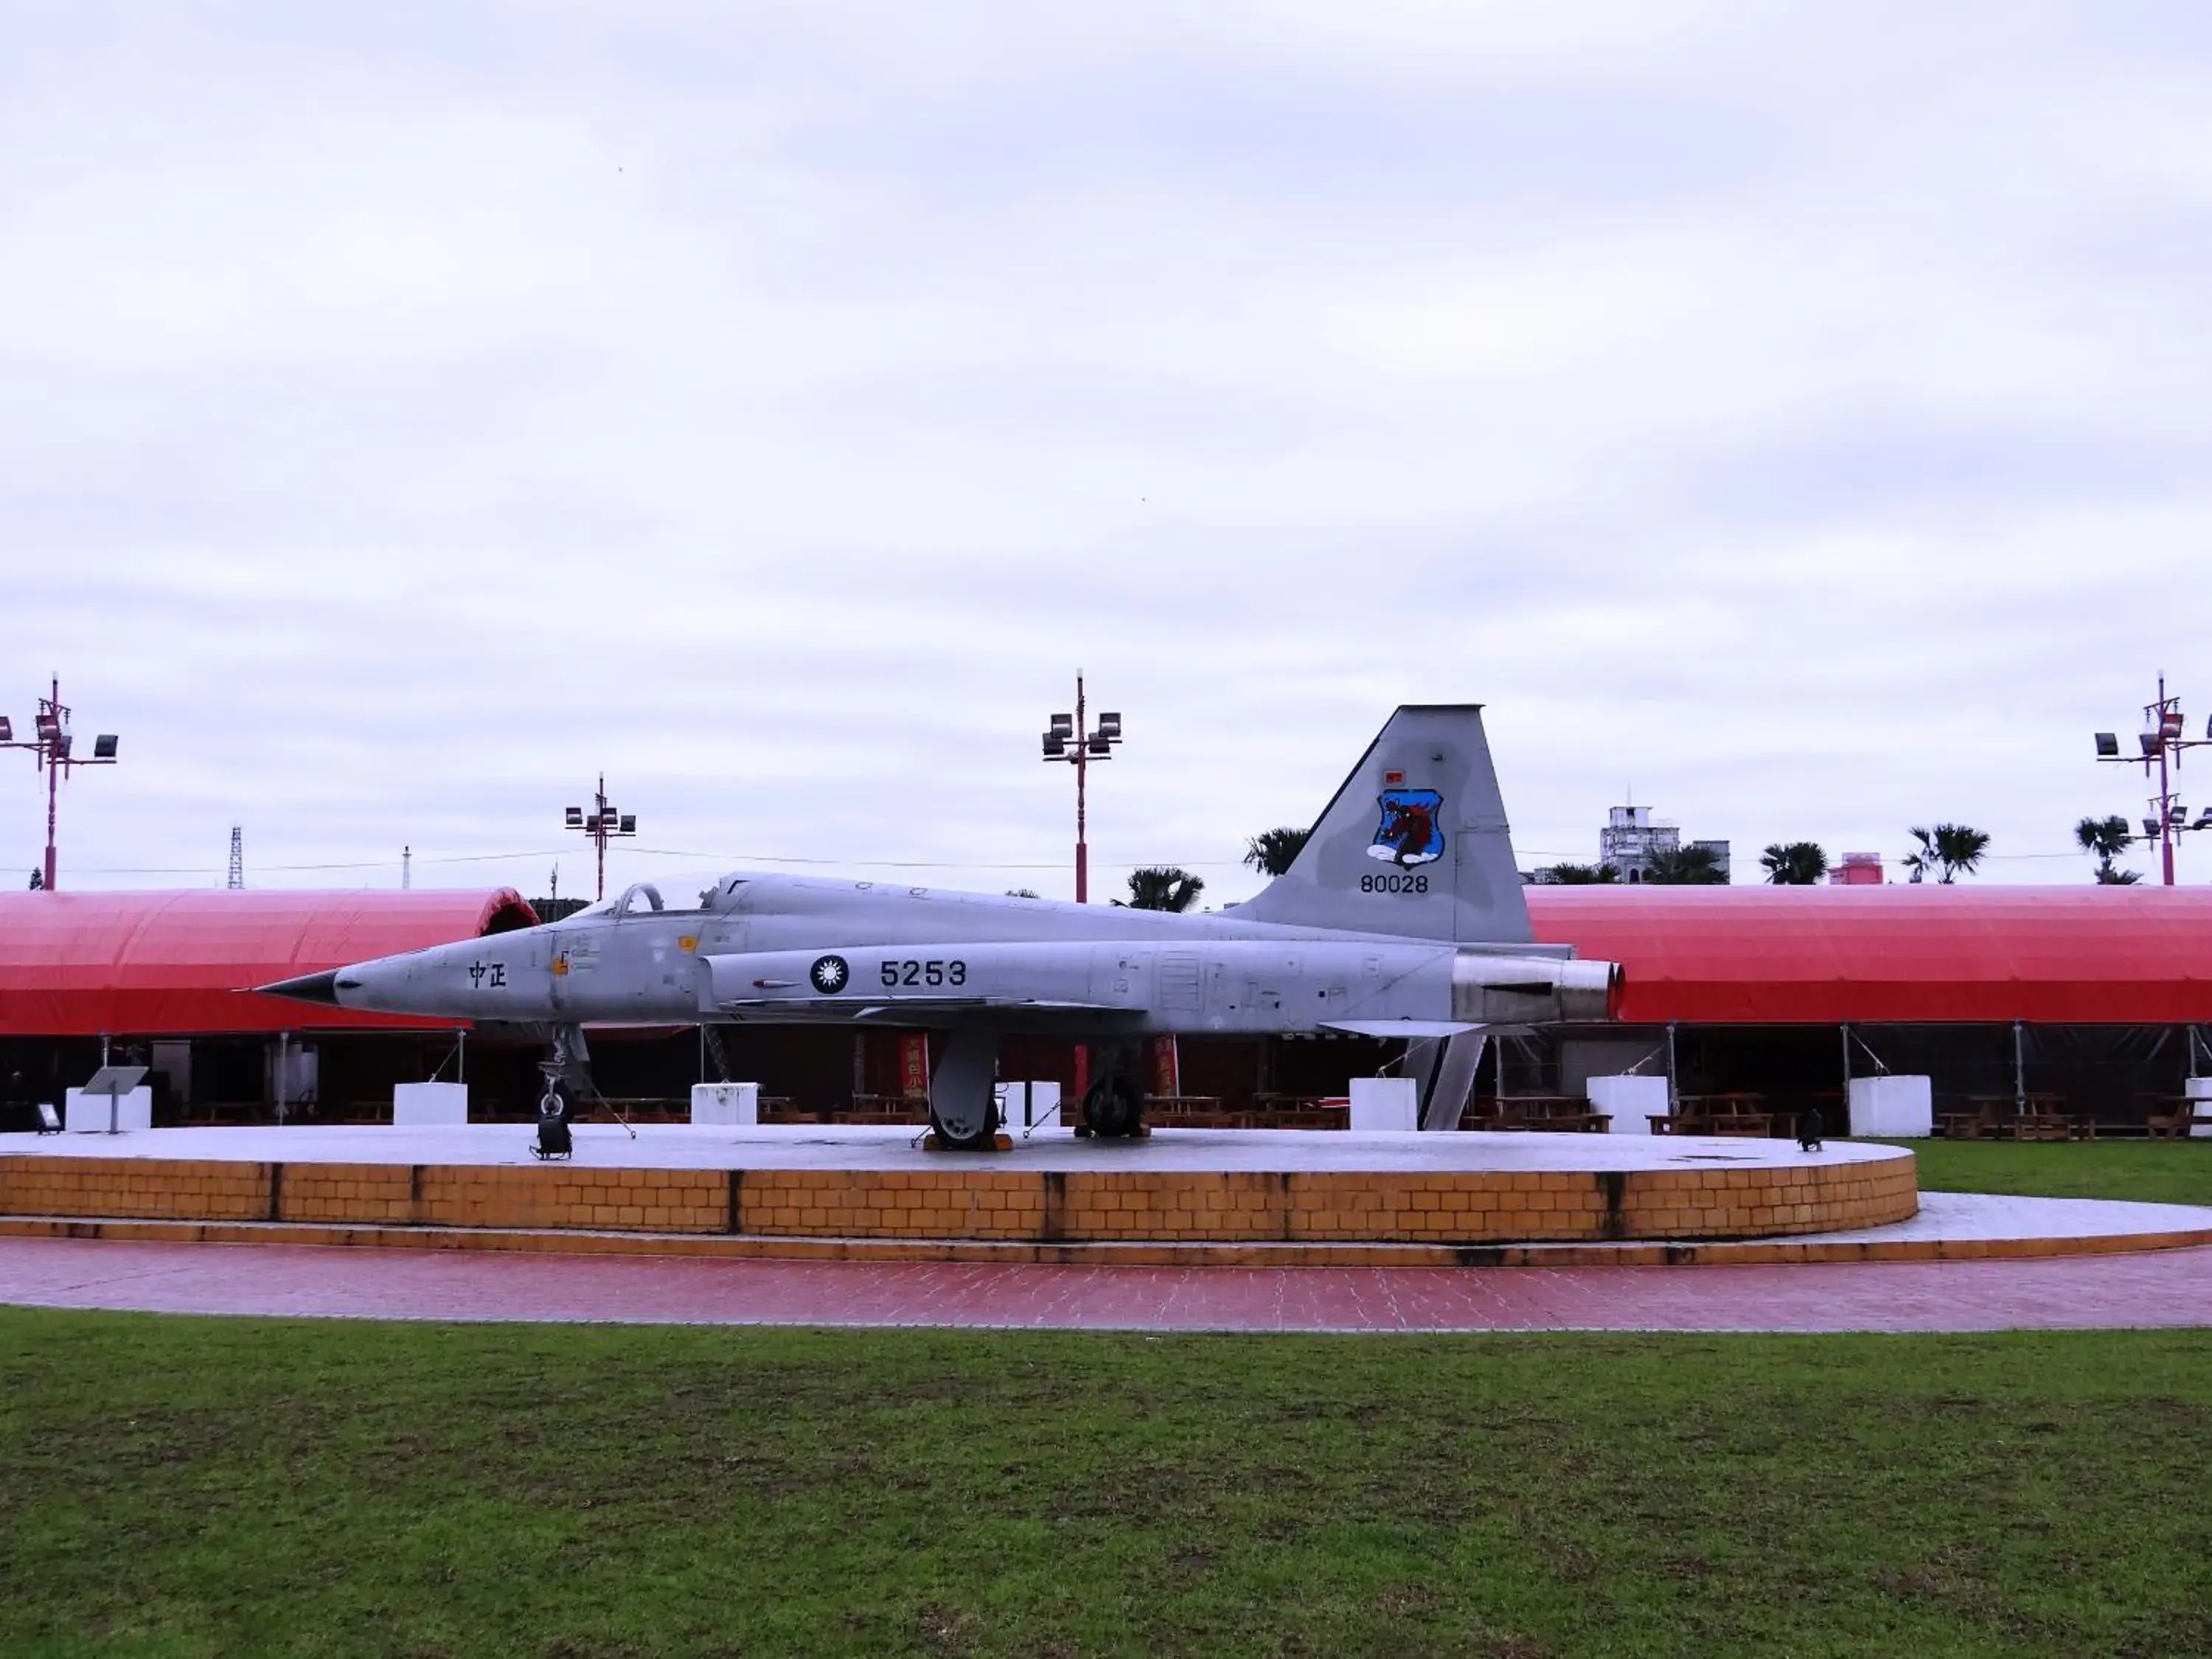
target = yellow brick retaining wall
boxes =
[0,1151,1917,1244]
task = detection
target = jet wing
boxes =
[1321,1019,1481,1039]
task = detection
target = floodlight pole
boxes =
[1,676,120,891]
[1040,678,1124,1114]
[2095,672,2210,886]
[563,773,637,900]
[1040,674,1122,903]
[1076,677,1090,902]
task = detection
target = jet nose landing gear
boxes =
[925,1026,1010,1152]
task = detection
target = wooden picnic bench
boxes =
[2146,1097,2212,1140]
[1466,1093,1610,1133]
[1955,1093,2087,1141]
[1657,1093,1773,1137]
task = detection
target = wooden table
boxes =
[2147,1097,2212,1140]
[1959,1094,2083,1141]
[1661,1093,1773,1137]
[1466,1094,1610,1133]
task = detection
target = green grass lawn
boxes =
[1890,1137,2212,1208]
[7,1313,2212,1658]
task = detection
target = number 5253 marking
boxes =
[881,959,968,988]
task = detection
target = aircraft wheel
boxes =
[930,1097,1001,1152]
[1084,1074,1142,1138]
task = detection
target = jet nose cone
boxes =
[257,970,346,1006]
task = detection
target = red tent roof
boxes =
[0,888,538,1037]
[1528,886,2212,1025]
[2,884,2205,1038]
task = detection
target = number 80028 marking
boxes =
[881,959,967,988]
[1361,872,1429,894]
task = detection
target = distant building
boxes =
[1829,852,1884,886]
[1598,804,1731,885]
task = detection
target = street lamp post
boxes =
[1,676,120,891]
[2096,675,2212,886]
[1040,675,1121,902]
[563,773,637,900]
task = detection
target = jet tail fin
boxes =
[1237,705,1534,945]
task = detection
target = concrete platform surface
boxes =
[4,1229,2212,1332]
[0,1122,1899,1175]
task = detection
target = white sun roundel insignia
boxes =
[809,955,850,994]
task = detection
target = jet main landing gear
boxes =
[1079,1043,1147,1139]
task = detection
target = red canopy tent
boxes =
[1527,886,2212,1026]
[3,884,2209,1040]
[0,889,537,1037]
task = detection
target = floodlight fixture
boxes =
[565,806,585,828]
[2173,804,2191,824]
[1050,713,1074,738]
[91,735,116,759]
[34,712,59,742]
[2144,818,2161,838]
[1042,733,1065,757]
[1096,712,1122,740]
[2095,731,2119,757]
[618,815,636,834]
[2140,731,2162,757]
[0,717,11,743]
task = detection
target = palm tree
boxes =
[1122,866,1206,912]
[2073,815,2140,885]
[1242,827,1311,878]
[1759,842,1829,885]
[1905,823,1990,884]
[1538,862,1620,885]
[1642,844,1728,885]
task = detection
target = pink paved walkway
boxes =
[5,1236,2212,1332]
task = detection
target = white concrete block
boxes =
[1587,1074,1669,1134]
[392,1082,470,1127]
[64,1086,151,1133]
[995,1081,1062,1126]
[1350,1076,1419,1132]
[1848,1074,1933,1138]
[692,1082,759,1126]
[2188,1077,2212,1137]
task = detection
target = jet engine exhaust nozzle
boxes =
[1450,953,1623,1025]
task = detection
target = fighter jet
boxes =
[262,706,1623,1147]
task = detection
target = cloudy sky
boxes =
[5,0,2211,902]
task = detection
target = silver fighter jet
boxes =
[263,706,1623,1146]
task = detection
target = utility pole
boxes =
[564,774,636,900]
[2095,674,2211,886]
[227,825,244,890]
[1,676,120,891]
[1040,675,1122,902]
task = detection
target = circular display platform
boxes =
[0,1124,1914,1253]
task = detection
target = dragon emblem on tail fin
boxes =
[1368,787,1444,868]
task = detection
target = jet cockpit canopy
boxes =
[571,873,742,921]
